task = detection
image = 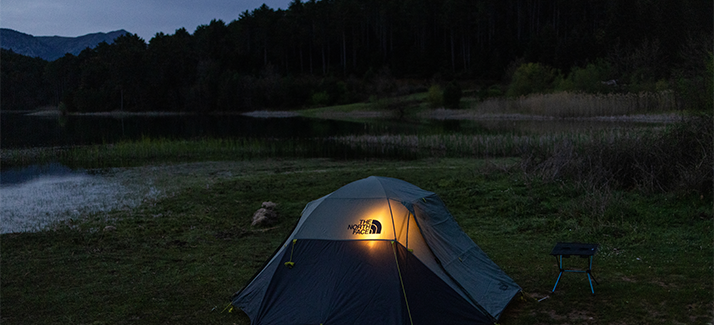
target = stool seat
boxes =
[550,242,599,294]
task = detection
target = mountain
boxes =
[0,28,130,61]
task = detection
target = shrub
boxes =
[311,91,329,107]
[478,85,503,101]
[427,85,443,108]
[673,52,713,113]
[556,59,614,94]
[442,82,462,109]
[507,62,561,97]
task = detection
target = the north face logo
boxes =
[348,219,382,235]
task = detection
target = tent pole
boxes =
[405,211,410,250]
[392,241,415,325]
[386,199,398,242]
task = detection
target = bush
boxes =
[427,85,443,108]
[442,82,462,109]
[311,91,329,107]
[556,59,614,94]
[478,85,504,101]
[673,52,714,113]
[507,62,561,97]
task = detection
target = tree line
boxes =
[2,0,711,112]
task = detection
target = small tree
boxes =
[507,63,560,97]
[556,59,614,93]
[427,84,443,108]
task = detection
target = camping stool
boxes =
[550,242,599,294]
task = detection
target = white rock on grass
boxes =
[251,201,278,226]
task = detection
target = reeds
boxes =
[474,91,677,117]
[332,114,712,193]
[330,129,646,159]
[2,138,319,169]
[520,114,713,193]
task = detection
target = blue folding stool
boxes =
[550,242,599,294]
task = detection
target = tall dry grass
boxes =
[330,130,647,159]
[332,114,712,193]
[520,114,713,193]
[474,91,677,117]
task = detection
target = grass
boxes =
[330,129,647,158]
[2,158,712,324]
[332,114,712,194]
[5,113,709,195]
[297,90,680,122]
[2,91,710,323]
[472,91,678,118]
[1,138,331,169]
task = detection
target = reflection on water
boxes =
[1,111,661,149]
[0,163,77,187]
[1,112,378,149]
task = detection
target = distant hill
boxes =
[0,28,130,61]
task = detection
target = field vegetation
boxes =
[472,91,677,118]
[2,96,712,324]
[1,156,711,324]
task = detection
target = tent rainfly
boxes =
[232,176,521,325]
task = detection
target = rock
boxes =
[252,202,278,226]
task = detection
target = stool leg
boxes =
[589,256,599,285]
[552,271,563,292]
[552,255,563,293]
[587,256,596,294]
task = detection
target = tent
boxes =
[232,176,521,325]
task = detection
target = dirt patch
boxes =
[546,309,595,322]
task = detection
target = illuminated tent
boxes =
[232,176,520,325]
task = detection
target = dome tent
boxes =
[232,176,521,324]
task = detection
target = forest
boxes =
[1,0,712,112]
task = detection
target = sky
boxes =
[1,0,292,41]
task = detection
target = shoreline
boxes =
[14,107,685,123]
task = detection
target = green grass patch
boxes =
[2,158,712,324]
[298,100,376,118]
[297,92,429,122]
[2,138,328,169]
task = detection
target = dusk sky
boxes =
[1,0,293,41]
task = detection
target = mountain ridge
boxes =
[1,28,130,61]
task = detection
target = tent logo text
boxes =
[348,219,382,235]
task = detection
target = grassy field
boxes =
[471,91,677,118]
[2,92,711,323]
[2,157,711,324]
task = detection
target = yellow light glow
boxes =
[360,240,380,250]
